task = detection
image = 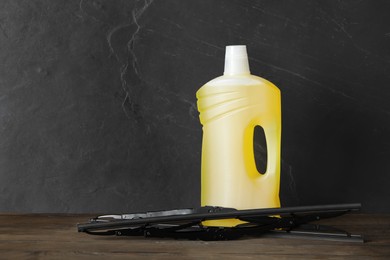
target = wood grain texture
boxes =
[0,213,389,259]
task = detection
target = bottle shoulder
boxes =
[201,74,279,91]
[198,74,280,94]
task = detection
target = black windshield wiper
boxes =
[77,203,363,242]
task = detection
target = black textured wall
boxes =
[1,0,389,213]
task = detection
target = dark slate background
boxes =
[1,0,389,213]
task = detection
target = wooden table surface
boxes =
[0,213,389,259]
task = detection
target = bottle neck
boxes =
[223,45,251,76]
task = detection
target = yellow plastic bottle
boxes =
[196,45,281,226]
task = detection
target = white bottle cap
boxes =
[224,45,251,75]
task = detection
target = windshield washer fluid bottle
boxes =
[196,45,281,226]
